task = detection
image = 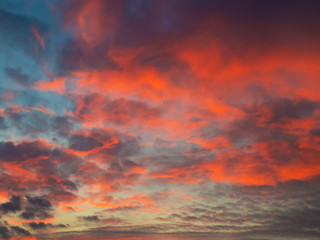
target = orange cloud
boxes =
[10,237,38,240]
[33,77,67,94]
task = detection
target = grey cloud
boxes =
[0,223,31,239]
[0,195,21,214]
[0,141,50,163]
[26,195,52,209]
[69,134,103,151]
[11,226,31,236]
[0,225,10,239]
[78,215,100,222]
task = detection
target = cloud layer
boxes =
[1,0,320,239]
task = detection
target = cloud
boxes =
[19,196,53,220]
[0,223,31,239]
[69,134,103,151]
[0,141,51,163]
[20,212,36,220]
[0,225,10,239]
[20,207,52,220]
[78,215,99,222]
[28,221,67,230]
[70,94,163,126]
[31,26,45,51]
[10,226,31,237]
[0,195,53,222]
[1,0,320,239]
[310,128,320,137]
[26,195,52,209]
[0,195,21,214]
[28,222,46,230]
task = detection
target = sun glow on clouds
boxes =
[1,0,320,239]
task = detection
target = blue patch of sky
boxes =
[0,0,61,25]
[0,0,74,114]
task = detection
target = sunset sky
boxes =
[1,0,320,239]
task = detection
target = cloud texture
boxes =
[1,0,320,239]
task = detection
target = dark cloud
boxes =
[52,116,72,136]
[265,98,319,122]
[0,225,10,239]
[103,205,140,212]
[217,96,319,146]
[11,226,31,236]
[101,217,126,224]
[0,139,83,193]
[20,207,53,220]
[69,134,103,151]
[20,211,35,220]
[101,133,141,157]
[0,195,21,214]
[310,128,320,137]
[0,141,50,163]
[79,215,100,222]
[0,223,31,239]
[6,111,52,137]
[0,196,52,220]
[9,195,54,221]
[238,97,320,124]
[28,222,47,230]
[55,224,68,228]
[28,221,68,230]
[221,117,292,147]
[26,195,52,209]
[183,216,198,221]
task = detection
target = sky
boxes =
[0,0,320,239]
